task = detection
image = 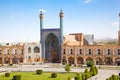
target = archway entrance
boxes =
[68,57,74,65]
[104,57,113,65]
[115,58,120,66]
[77,57,83,64]
[45,33,59,63]
[12,56,18,64]
[86,57,93,61]
[96,57,102,65]
[4,57,10,64]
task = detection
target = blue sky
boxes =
[0,0,120,42]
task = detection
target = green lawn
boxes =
[0,72,76,80]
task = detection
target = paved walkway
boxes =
[0,65,120,80]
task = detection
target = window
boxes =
[0,50,1,54]
[98,49,101,54]
[70,49,73,54]
[7,50,9,54]
[15,50,17,54]
[89,49,91,54]
[79,49,82,54]
[63,49,66,54]
[28,47,31,53]
[118,49,120,55]
[34,47,40,53]
[107,49,110,55]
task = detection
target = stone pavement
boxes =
[0,65,120,80]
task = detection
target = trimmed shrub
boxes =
[36,70,43,75]
[51,72,57,78]
[111,74,118,80]
[90,65,96,76]
[82,73,85,80]
[74,76,82,80]
[94,66,98,74]
[85,73,90,80]
[106,74,119,80]
[84,69,89,73]
[5,72,10,77]
[65,64,71,72]
[89,71,92,77]
[106,78,109,80]
[86,61,94,67]
[67,77,71,80]
[109,77,112,80]
[76,72,81,77]
[12,75,21,80]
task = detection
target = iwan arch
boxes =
[40,10,63,63]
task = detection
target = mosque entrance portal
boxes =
[45,33,59,63]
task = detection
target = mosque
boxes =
[0,10,120,66]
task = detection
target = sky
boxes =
[0,0,120,42]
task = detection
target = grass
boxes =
[0,72,76,80]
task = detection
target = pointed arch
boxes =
[96,57,102,65]
[115,58,120,66]
[45,33,59,62]
[34,47,40,53]
[28,47,31,53]
[68,57,74,65]
[104,57,113,65]
[86,57,93,61]
[77,57,83,64]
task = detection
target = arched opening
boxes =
[115,58,120,66]
[96,57,102,65]
[19,58,23,63]
[28,47,31,53]
[68,57,74,65]
[77,57,83,64]
[86,57,93,61]
[104,57,113,65]
[12,56,18,64]
[34,55,40,62]
[45,33,59,63]
[34,47,40,53]
[4,57,10,64]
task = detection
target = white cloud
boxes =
[83,0,93,3]
[39,9,46,13]
[112,22,119,27]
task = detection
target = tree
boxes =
[90,65,96,76]
[82,73,85,80]
[67,77,71,80]
[94,66,98,74]
[84,69,89,73]
[65,64,71,72]
[76,72,81,77]
[74,76,82,80]
[86,61,94,67]
[85,73,90,80]
[111,74,118,80]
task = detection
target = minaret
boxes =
[59,9,64,43]
[40,11,44,30]
[118,13,120,45]
[39,11,44,44]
